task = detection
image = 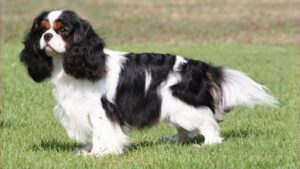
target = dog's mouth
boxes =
[45,44,55,51]
[44,44,61,55]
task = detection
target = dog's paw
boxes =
[73,144,92,155]
[79,151,96,156]
[203,136,223,145]
[78,148,123,157]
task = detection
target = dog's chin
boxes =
[44,45,63,57]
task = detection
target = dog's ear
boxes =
[20,11,53,82]
[63,15,106,81]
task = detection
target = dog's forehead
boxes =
[47,10,63,26]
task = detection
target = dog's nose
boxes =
[44,33,53,42]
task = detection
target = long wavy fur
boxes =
[62,11,107,81]
[20,11,53,82]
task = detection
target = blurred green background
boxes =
[2,0,298,45]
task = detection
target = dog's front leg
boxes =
[85,109,131,156]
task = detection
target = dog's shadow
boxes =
[31,139,79,152]
[128,135,205,152]
[30,129,252,152]
[129,128,254,151]
[30,136,205,153]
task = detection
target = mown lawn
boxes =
[1,43,298,169]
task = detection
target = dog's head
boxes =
[20,10,106,82]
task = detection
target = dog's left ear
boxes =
[63,14,107,81]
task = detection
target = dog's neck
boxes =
[49,54,68,87]
[46,50,63,73]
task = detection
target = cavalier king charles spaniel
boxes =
[20,10,277,156]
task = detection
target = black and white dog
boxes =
[20,10,277,156]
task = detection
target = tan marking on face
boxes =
[53,21,63,30]
[41,20,50,30]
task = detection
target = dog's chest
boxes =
[51,70,105,143]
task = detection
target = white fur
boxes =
[51,56,105,143]
[144,71,152,92]
[104,49,128,102]
[174,55,187,71]
[221,68,278,109]
[47,10,63,24]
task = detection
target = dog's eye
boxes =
[58,27,67,34]
[41,27,48,32]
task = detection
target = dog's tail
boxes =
[211,67,278,120]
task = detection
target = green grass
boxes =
[1,0,299,168]
[1,43,299,169]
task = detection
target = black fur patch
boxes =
[20,11,53,82]
[170,59,223,111]
[113,53,176,128]
[101,96,124,125]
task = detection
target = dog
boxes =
[20,10,277,156]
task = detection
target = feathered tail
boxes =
[213,68,278,120]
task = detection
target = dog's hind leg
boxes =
[160,84,223,145]
[164,104,223,145]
